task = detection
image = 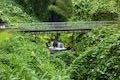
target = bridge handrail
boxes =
[7,21,118,30]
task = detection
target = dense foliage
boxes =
[71,0,119,21]
[48,0,73,21]
[0,0,38,24]
[14,0,50,21]
[0,33,71,80]
[1,25,120,80]
[0,0,120,80]
[15,0,73,21]
[70,25,120,80]
[0,0,119,22]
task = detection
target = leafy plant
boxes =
[71,0,118,21]
[70,25,120,80]
[0,33,71,80]
[0,0,38,24]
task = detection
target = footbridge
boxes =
[0,21,118,33]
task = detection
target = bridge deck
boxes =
[0,21,118,33]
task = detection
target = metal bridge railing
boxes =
[8,21,118,31]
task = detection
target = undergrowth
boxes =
[0,33,70,80]
[70,25,120,80]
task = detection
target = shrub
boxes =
[70,26,120,80]
[0,33,70,80]
[71,0,118,21]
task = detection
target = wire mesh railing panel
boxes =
[9,21,118,31]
